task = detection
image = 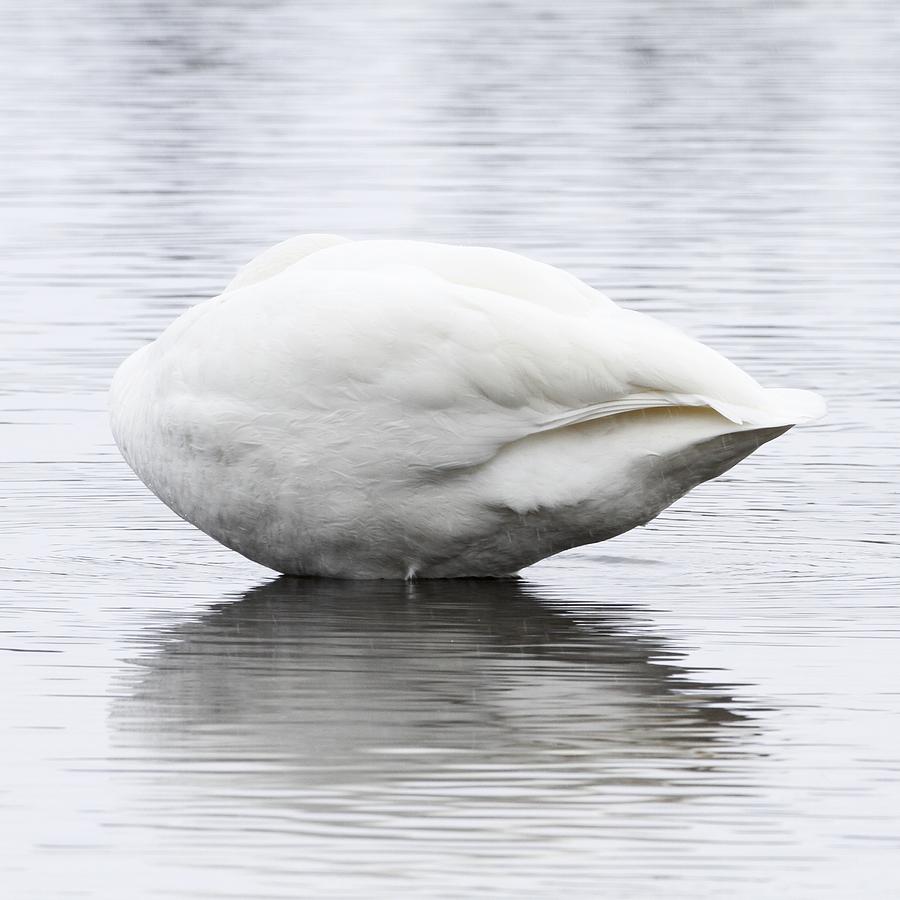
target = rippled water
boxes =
[2,1,899,896]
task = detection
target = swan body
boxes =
[110,235,824,578]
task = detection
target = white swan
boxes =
[110,235,824,579]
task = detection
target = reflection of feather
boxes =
[113,577,756,789]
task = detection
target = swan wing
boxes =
[288,240,824,435]
[225,233,350,292]
[166,238,823,475]
[296,238,618,314]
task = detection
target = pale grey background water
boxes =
[2,0,899,897]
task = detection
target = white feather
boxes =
[110,236,825,578]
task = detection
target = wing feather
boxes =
[193,237,821,477]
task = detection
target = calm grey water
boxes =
[2,1,899,897]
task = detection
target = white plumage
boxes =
[110,235,825,578]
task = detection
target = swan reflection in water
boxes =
[112,576,761,809]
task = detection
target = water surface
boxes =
[2,1,899,897]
